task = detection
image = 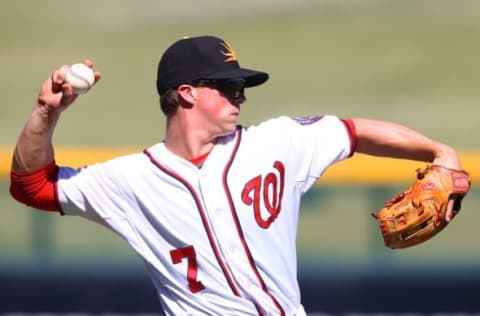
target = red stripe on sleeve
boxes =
[10,161,62,213]
[340,118,358,157]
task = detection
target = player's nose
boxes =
[233,94,246,108]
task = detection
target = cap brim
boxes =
[204,68,269,88]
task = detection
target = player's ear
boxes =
[177,84,196,106]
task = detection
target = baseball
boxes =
[64,63,95,95]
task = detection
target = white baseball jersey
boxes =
[57,115,355,316]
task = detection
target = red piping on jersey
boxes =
[142,149,244,300]
[222,126,285,316]
[10,160,63,214]
[340,118,358,157]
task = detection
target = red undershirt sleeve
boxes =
[10,160,63,213]
[340,118,358,157]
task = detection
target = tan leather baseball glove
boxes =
[372,164,471,249]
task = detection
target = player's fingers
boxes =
[83,59,94,68]
[57,83,78,110]
[61,82,75,97]
[81,59,101,84]
[51,66,70,92]
[445,199,456,222]
[93,71,101,84]
[50,70,62,93]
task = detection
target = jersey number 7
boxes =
[170,245,205,293]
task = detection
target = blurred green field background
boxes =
[1,0,480,273]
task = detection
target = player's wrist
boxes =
[35,98,62,119]
[432,143,461,170]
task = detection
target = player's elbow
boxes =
[10,162,62,212]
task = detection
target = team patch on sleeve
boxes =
[292,115,324,125]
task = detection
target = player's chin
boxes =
[227,115,239,126]
[218,122,238,136]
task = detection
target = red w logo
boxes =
[241,161,285,228]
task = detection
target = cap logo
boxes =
[221,42,238,62]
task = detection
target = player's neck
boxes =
[164,123,216,161]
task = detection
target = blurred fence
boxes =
[2,146,480,182]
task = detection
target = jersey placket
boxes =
[198,133,285,316]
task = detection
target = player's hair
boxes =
[159,89,179,117]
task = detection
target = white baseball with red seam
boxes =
[65,63,95,95]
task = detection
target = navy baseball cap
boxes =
[156,35,269,95]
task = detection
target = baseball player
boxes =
[10,35,464,315]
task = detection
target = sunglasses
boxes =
[194,78,245,101]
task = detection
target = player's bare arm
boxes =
[352,118,461,170]
[352,118,464,222]
[12,60,100,173]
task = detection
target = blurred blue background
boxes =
[1,0,480,314]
